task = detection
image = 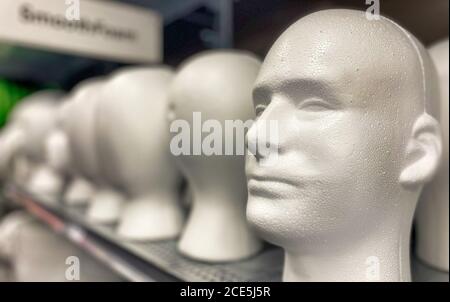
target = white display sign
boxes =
[0,0,162,63]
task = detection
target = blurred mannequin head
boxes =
[169,51,263,262]
[66,78,124,222]
[96,66,184,240]
[0,91,61,188]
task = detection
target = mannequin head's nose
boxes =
[246,118,277,163]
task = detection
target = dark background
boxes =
[161,0,449,64]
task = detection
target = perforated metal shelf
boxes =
[5,185,283,282]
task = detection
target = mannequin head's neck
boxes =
[179,156,248,209]
[246,9,442,281]
[283,191,418,281]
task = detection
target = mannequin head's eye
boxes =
[253,85,271,105]
[297,98,334,111]
[255,104,267,118]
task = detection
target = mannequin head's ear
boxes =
[399,113,442,189]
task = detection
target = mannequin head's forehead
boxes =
[10,91,60,131]
[11,91,60,122]
[170,51,260,121]
[104,66,173,115]
[71,78,105,104]
[108,66,173,87]
[255,9,438,120]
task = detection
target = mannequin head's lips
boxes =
[247,180,288,199]
[247,173,300,191]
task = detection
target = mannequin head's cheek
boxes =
[246,108,407,245]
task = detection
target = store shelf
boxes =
[4,184,283,282]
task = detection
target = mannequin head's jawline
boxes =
[246,9,441,281]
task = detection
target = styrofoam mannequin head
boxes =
[27,101,75,201]
[96,66,184,241]
[169,50,263,262]
[66,78,124,221]
[2,91,63,196]
[0,125,26,182]
[56,96,96,206]
[46,99,73,175]
[0,92,59,179]
[0,97,45,180]
[246,9,442,281]
[61,80,100,206]
[66,78,104,180]
[416,38,449,272]
[0,211,34,259]
[8,91,61,163]
[28,98,79,200]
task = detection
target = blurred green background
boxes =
[0,79,35,129]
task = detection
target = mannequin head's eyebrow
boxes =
[253,78,343,106]
[252,84,272,106]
